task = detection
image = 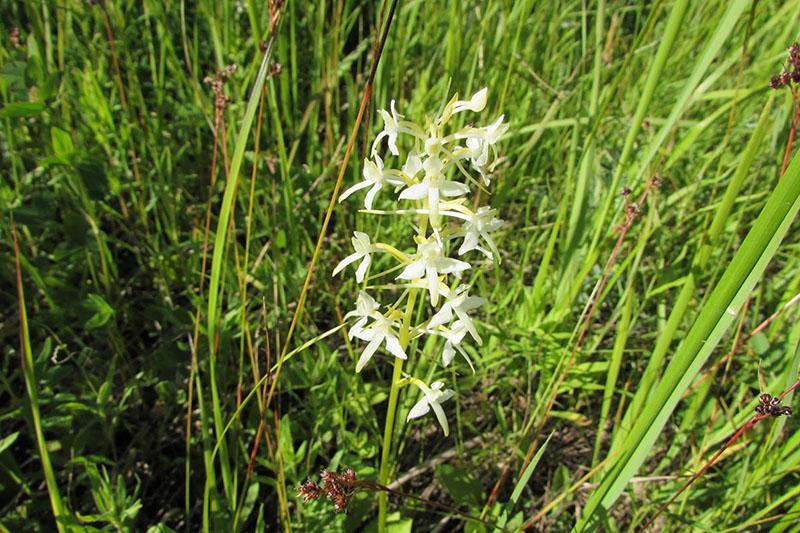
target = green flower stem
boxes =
[374,242,410,263]
[378,287,418,533]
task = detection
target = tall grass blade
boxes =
[576,148,800,530]
[13,227,67,531]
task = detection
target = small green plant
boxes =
[77,461,142,532]
[330,88,506,528]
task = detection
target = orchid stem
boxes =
[378,288,418,532]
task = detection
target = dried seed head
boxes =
[298,480,322,503]
[755,393,793,417]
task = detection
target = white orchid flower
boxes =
[371,100,425,157]
[339,155,405,210]
[373,100,403,156]
[428,284,486,344]
[452,87,488,114]
[439,320,475,370]
[345,292,406,373]
[345,291,382,336]
[459,115,508,184]
[332,231,374,282]
[454,206,503,260]
[396,239,470,306]
[398,156,469,223]
[406,380,454,436]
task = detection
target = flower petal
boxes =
[355,254,370,283]
[364,182,382,210]
[429,398,450,436]
[406,397,430,420]
[442,342,455,366]
[339,180,372,203]
[332,252,362,277]
[399,182,428,201]
[383,335,407,360]
[356,334,382,373]
[397,259,426,280]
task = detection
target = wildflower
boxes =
[339,155,404,210]
[333,231,374,283]
[371,100,425,157]
[407,380,454,436]
[427,318,475,370]
[449,205,503,260]
[396,238,470,306]
[373,100,402,155]
[399,155,470,223]
[459,115,508,184]
[345,292,406,372]
[428,284,486,344]
[332,87,506,445]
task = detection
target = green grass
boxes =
[2,0,800,531]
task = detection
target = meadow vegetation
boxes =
[2,0,800,531]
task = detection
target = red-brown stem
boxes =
[97,2,146,229]
[263,0,399,415]
[480,463,510,519]
[644,377,800,530]
[515,179,659,484]
[690,291,800,392]
[780,93,800,177]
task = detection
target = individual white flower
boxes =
[396,238,470,306]
[459,115,508,184]
[332,231,374,282]
[339,155,404,210]
[345,292,407,372]
[406,380,454,436]
[372,100,403,156]
[428,284,486,344]
[437,320,474,370]
[452,87,488,114]
[344,291,382,337]
[454,206,503,260]
[399,156,469,223]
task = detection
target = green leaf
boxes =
[0,101,44,119]
[511,432,553,505]
[0,432,20,455]
[51,127,74,158]
[385,512,413,533]
[85,294,115,330]
[436,464,484,509]
[749,332,770,355]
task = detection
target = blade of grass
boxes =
[204,29,278,512]
[576,145,800,530]
[615,93,775,446]
[12,226,67,531]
